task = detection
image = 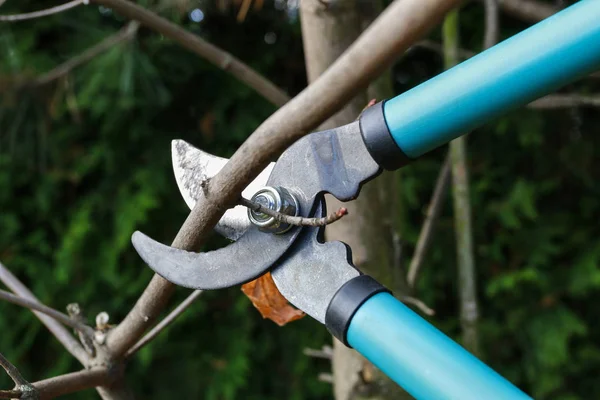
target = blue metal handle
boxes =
[347,293,532,400]
[383,0,600,159]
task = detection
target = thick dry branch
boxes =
[91,0,289,107]
[496,0,560,23]
[35,22,139,86]
[0,262,89,365]
[33,368,109,400]
[528,94,600,109]
[126,289,203,357]
[106,0,462,357]
[407,157,451,288]
[0,0,85,22]
[0,289,94,338]
[240,197,348,227]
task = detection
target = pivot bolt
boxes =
[247,186,299,234]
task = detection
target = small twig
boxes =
[125,289,203,357]
[0,0,85,22]
[407,157,451,288]
[32,368,109,400]
[240,197,348,227]
[0,352,28,387]
[528,94,600,109]
[0,389,22,399]
[399,296,436,316]
[303,345,333,360]
[34,22,139,86]
[91,0,290,107]
[318,373,333,384]
[0,289,95,341]
[0,262,88,365]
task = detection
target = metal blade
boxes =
[172,140,274,240]
[270,201,360,324]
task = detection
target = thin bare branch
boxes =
[483,0,499,50]
[35,22,139,86]
[0,389,22,399]
[33,368,109,400]
[407,157,451,288]
[496,0,560,23]
[0,0,85,22]
[0,352,28,387]
[0,262,89,365]
[303,346,333,360]
[400,296,436,316]
[240,197,348,227]
[91,0,290,107]
[106,0,463,357]
[125,289,203,357]
[528,94,600,109]
[0,289,95,339]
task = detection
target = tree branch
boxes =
[0,0,85,22]
[90,0,290,107]
[0,352,28,388]
[240,197,348,227]
[496,0,560,23]
[33,368,109,400]
[0,389,22,399]
[34,21,139,86]
[105,0,462,358]
[0,262,89,365]
[483,0,499,50]
[0,289,94,338]
[407,157,451,288]
[528,94,600,109]
[125,289,203,358]
[444,10,480,356]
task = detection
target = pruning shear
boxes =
[131,2,600,399]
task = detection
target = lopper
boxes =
[131,1,600,399]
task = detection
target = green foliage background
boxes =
[0,0,599,399]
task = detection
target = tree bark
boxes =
[300,1,409,399]
[443,9,481,356]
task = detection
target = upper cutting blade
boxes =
[172,139,274,240]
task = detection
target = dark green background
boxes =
[1,0,599,398]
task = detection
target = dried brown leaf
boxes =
[241,272,305,326]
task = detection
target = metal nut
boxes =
[247,186,299,234]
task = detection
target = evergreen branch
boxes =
[0,0,85,22]
[0,262,89,365]
[105,0,463,357]
[35,21,139,86]
[125,289,203,357]
[0,289,95,340]
[90,0,290,107]
[240,197,348,227]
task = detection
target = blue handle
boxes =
[383,0,600,159]
[347,293,532,400]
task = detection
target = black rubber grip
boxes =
[359,101,412,170]
[325,275,390,347]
